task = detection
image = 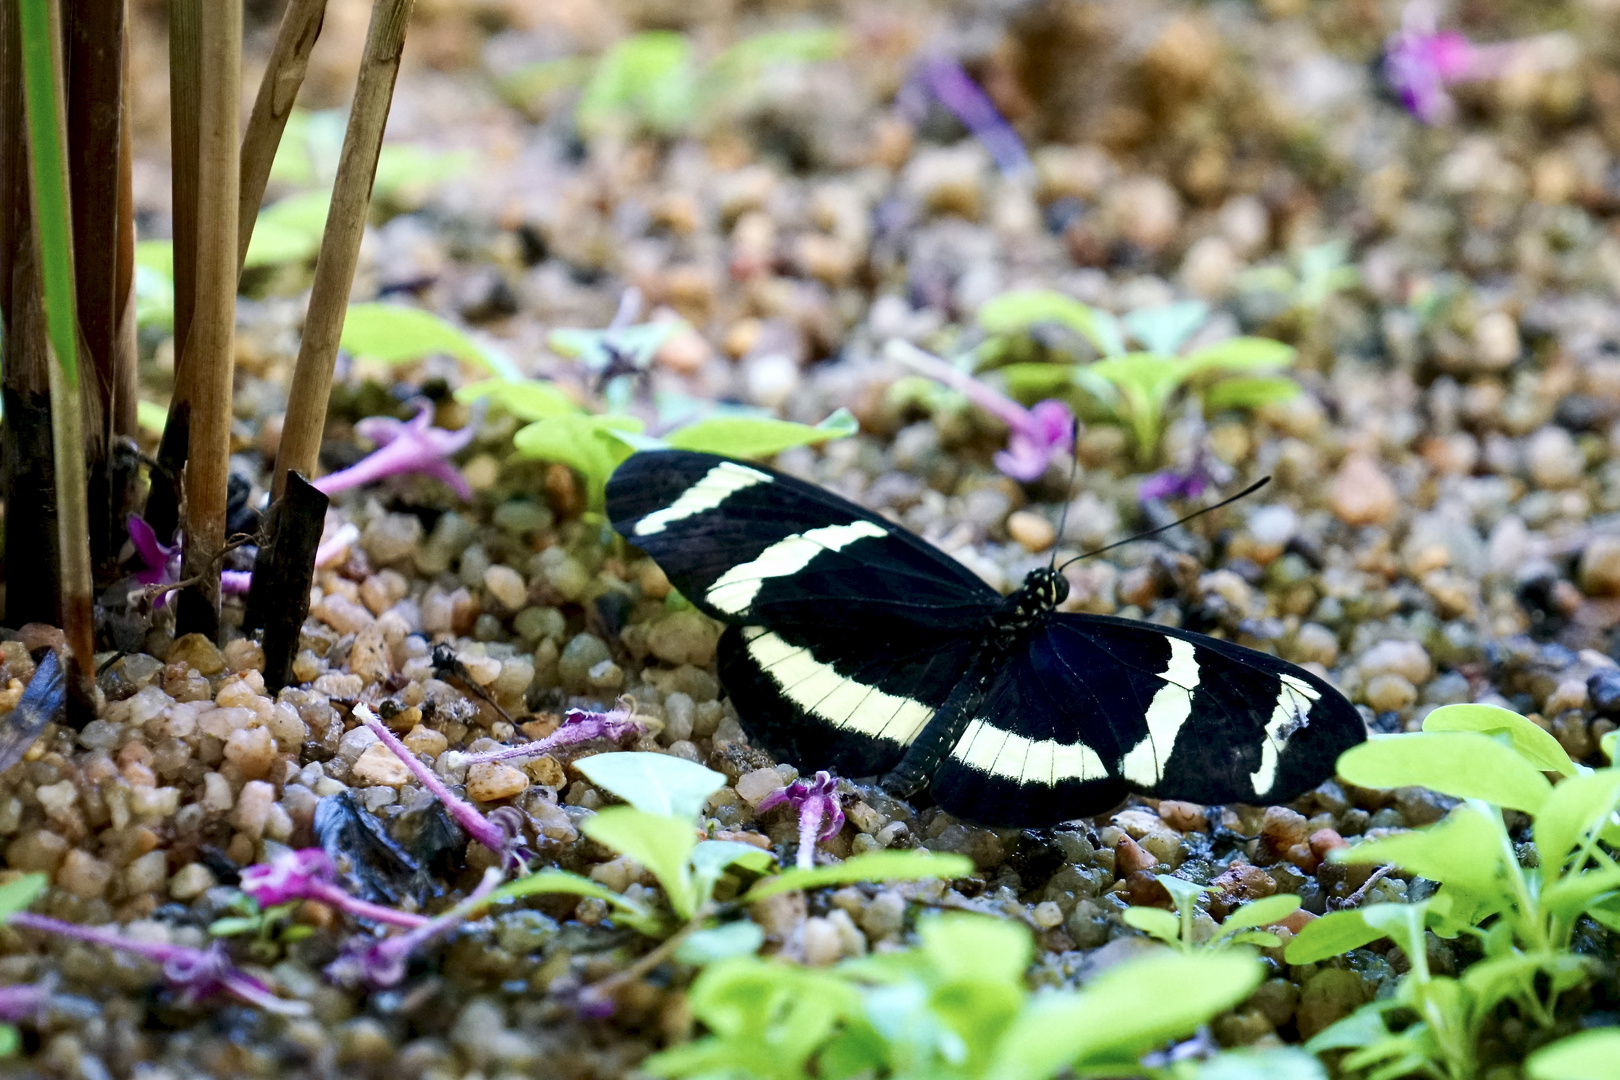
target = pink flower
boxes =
[240,848,429,929]
[1385,2,1575,125]
[9,913,306,1015]
[888,341,1075,483]
[126,516,253,604]
[459,700,645,767]
[315,398,480,502]
[758,771,845,871]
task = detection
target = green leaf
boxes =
[372,145,476,201]
[1284,909,1385,963]
[1535,769,1620,881]
[134,238,174,277]
[1603,729,1617,763]
[1122,906,1181,945]
[996,362,1080,401]
[675,920,766,965]
[0,1024,15,1057]
[742,851,972,902]
[207,916,262,937]
[0,873,47,921]
[918,911,1033,987]
[1587,892,1620,932]
[340,303,506,375]
[664,409,856,458]
[1197,1048,1328,1080]
[706,28,845,86]
[582,806,700,918]
[1156,874,1213,909]
[455,378,579,422]
[1203,376,1301,412]
[1541,865,1620,921]
[244,190,331,267]
[575,751,727,820]
[1122,300,1209,356]
[1181,336,1297,376]
[577,32,697,136]
[1336,731,1553,813]
[512,413,642,508]
[1422,703,1578,777]
[1336,808,1511,914]
[689,840,774,906]
[988,951,1263,1079]
[1227,930,1284,948]
[550,322,679,372]
[1303,999,1403,1053]
[136,400,169,435]
[977,289,1127,357]
[1527,1028,1620,1080]
[1223,893,1302,930]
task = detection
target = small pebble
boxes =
[1007,510,1056,552]
[351,743,413,788]
[466,762,529,802]
[1329,454,1398,527]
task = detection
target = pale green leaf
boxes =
[134,238,174,277]
[1284,909,1384,964]
[742,851,971,902]
[1541,866,1620,921]
[582,807,699,917]
[918,911,1033,987]
[675,921,766,965]
[1122,300,1208,356]
[1535,769,1620,880]
[0,1024,16,1057]
[1223,893,1301,930]
[578,32,697,136]
[664,409,856,458]
[1336,731,1553,813]
[372,145,476,200]
[1203,376,1301,412]
[136,400,169,434]
[1335,807,1511,906]
[512,414,642,508]
[1302,999,1402,1053]
[0,873,47,920]
[455,378,579,421]
[1422,703,1578,777]
[1196,1047,1328,1080]
[1122,906,1181,945]
[1527,1028,1620,1080]
[340,303,500,373]
[575,751,726,820]
[689,840,774,905]
[1181,336,1297,375]
[977,289,1127,357]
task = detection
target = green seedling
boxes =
[645,911,1264,1080]
[1285,704,1620,1080]
[976,291,1298,463]
[483,751,971,959]
[1124,874,1302,953]
[207,894,315,961]
[1236,239,1360,319]
[0,874,48,1055]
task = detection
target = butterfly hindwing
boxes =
[717,622,981,777]
[933,615,1365,826]
[606,451,998,630]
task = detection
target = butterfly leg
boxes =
[879,656,998,798]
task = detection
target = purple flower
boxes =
[315,398,480,502]
[240,848,429,929]
[759,771,845,871]
[0,981,49,1023]
[899,56,1031,179]
[9,913,306,1015]
[354,704,530,868]
[324,867,502,988]
[1385,2,1576,125]
[460,700,645,767]
[1138,439,1232,504]
[127,516,253,604]
[888,340,1074,483]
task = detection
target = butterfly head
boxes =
[998,567,1068,631]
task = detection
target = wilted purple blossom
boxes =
[240,848,429,929]
[898,56,1032,179]
[460,700,645,767]
[324,867,502,988]
[314,398,480,501]
[1384,2,1576,125]
[759,771,845,871]
[127,516,252,604]
[8,913,306,1015]
[354,704,530,868]
[887,340,1074,482]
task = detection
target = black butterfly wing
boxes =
[717,622,982,777]
[606,451,1000,630]
[932,615,1365,827]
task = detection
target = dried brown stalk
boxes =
[174,0,240,637]
[273,0,415,499]
[238,0,328,274]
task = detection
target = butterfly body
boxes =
[608,450,1365,827]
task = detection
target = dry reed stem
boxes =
[238,0,328,275]
[175,0,240,636]
[273,0,415,498]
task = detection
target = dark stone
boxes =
[1588,669,1620,717]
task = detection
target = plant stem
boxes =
[237,0,328,275]
[273,0,415,499]
[17,0,95,702]
[175,0,241,638]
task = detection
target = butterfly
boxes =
[606,450,1366,828]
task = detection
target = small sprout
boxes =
[886,340,1074,483]
[314,398,481,502]
[758,771,845,871]
[899,56,1031,179]
[325,867,502,988]
[354,703,530,868]
[8,913,307,1015]
[460,698,648,767]
[239,848,429,929]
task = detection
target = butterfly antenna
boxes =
[1048,427,1084,572]
[1057,476,1270,571]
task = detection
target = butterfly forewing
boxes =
[607,451,999,629]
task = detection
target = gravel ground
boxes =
[7,0,1620,1076]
